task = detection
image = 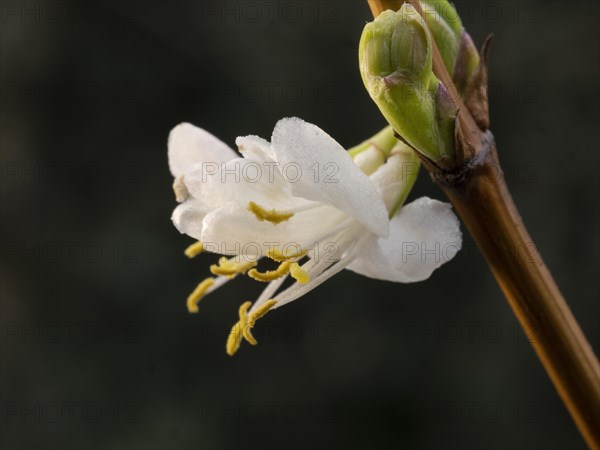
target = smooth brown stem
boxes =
[435,145,600,449]
[367,0,403,17]
[366,0,600,447]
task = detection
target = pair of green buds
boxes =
[359,1,490,169]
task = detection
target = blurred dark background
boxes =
[1,1,598,449]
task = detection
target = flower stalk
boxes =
[365,1,600,448]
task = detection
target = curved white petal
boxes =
[346,197,462,282]
[168,123,238,177]
[271,117,389,237]
[369,152,419,212]
[200,201,348,257]
[184,158,294,209]
[171,198,212,240]
[235,135,275,162]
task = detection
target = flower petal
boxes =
[184,158,293,209]
[200,201,348,257]
[171,198,212,240]
[168,123,238,177]
[346,197,462,282]
[369,147,420,213]
[235,135,275,162]
[271,117,389,237]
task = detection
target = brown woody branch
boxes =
[366,1,600,448]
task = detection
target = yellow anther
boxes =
[248,261,291,282]
[248,300,278,327]
[226,322,243,356]
[248,201,294,224]
[290,262,310,284]
[245,300,277,343]
[184,241,204,258]
[240,306,257,346]
[226,300,278,356]
[186,277,215,314]
[226,301,252,356]
[266,247,307,262]
[210,256,257,278]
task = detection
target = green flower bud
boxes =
[419,0,462,77]
[359,4,455,163]
[454,29,480,94]
[419,1,480,96]
[360,6,434,86]
[421,1,487,130]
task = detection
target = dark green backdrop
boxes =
[1,1,598,449]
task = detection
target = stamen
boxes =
[274,241,359,309]
[184,241,204,258]
[210,256,257,278]
[248,300,278,327]
[226,300,278,356]
[248,261,291,282]
[248,201,294,224]
[226,301,252,356]
[186,277,215,313]
[241,303,257,346]
[250,276,288,315]
[267,247,307,262]
[290,262,310,284]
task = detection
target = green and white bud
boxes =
[420,1,480,97]
[420,1,488,130]
[348,125,397,175]
[359,4,455,163]
[348,126,422,215]
[359,1,490,164]
[420,0,462,77]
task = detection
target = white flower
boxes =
[168,117,462,355]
